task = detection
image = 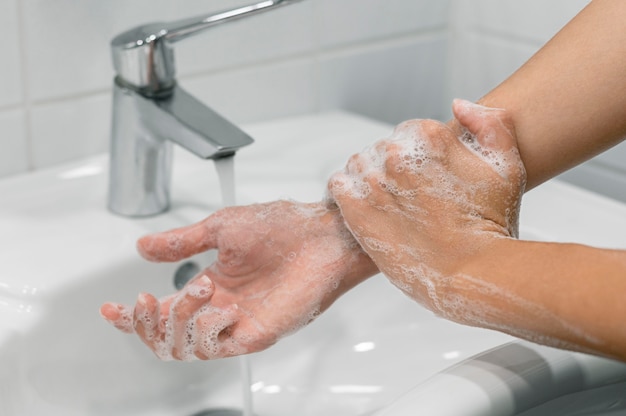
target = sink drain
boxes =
[173,261,201,289]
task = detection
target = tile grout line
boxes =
[177,27,449,85]
[15,0,34,172]
[2,28,447,116]
[311,0,322,114]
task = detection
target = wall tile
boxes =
[0,110,29,178]
[177,1,315,77]
[445,33,538,112]
[455,0,590,44]
[446,0,626,202]
[11,0,626,204]
[179,58,317,125]
[30,94,111,169]
[0,0,23,107]
[315,0,450,48]
[318,36,448,125]
[22,0,126,101]
[559,160,626,203]
[21,0,314,102]
[593,141,626,175]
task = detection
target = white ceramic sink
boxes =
[1,112,626,415]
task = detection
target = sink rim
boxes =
[3,112,626,415]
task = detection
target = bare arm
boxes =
[476,0,626,189]
[447,1,626,359]
[459,238,626,360]
[102,1,626,361]
[335,0,626,288]
[333,0,626,292]
[329,99,626,362]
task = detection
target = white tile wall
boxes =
[0,0,22,108]
[30,94,110,169]
[445,32,538,106]
[2,0,624,204]
[180,58,317,125]
[0,0,451,179]
[315,0,448,48]
[0,110,28,177]
[318,36,447,124]
[445,0,592,109]
[446,0,626,203]
[177,1,316,76]
[454,0,591,44]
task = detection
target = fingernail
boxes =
[99,303,119,320]
[187,275,213,297]
[138,292,148,304]
[190,274,212,288]
[136,293,150,312]
[453,98,474,113]
[199,274,211,285]
[455,98,505,114]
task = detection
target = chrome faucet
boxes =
[108,0,302,217]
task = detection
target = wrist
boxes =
[318,201,379,285]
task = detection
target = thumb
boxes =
[452,99,525,181]
[327,171,369,241]
[452,98,517,152]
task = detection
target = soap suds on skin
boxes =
[106,200,368,361]
[329,101,598,353]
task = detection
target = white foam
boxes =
[325,108,603,353]
[459,129,524,180]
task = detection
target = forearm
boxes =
[476,0,626,189]
[449,237,626,360]
[334,0,626,284]
[320,205,379,311]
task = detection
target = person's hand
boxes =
[327,99,526,314]
[100,200,377,361]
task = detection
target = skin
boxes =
[474,0,626,190]
[101,0,626,361]
[101,201,376,360]
[330,100,626,361]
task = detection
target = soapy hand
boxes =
[100,200,376,361]
[328,99,526,314]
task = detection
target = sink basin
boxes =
[1,112,625,415]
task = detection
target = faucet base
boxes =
[107,82,173,217]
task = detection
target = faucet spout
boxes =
[107,1,304,217]
[107,79,253,217]
[141,84,253,159]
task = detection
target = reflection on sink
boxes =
[519,381,626,415]
[2,112,626,415]
[374,339,626,416]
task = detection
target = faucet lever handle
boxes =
[164,0,297,43]
[111,0,302,93]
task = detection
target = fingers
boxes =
[102,274,248,361]
[133,293,160,344]
[100,302,134,333]
[137,214,222,262]
[194,304,242,360]
[168,275,215,360]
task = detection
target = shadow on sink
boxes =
[0,253,513,416]
[1,258,243,416]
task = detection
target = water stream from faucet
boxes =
[213,155,254,416]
